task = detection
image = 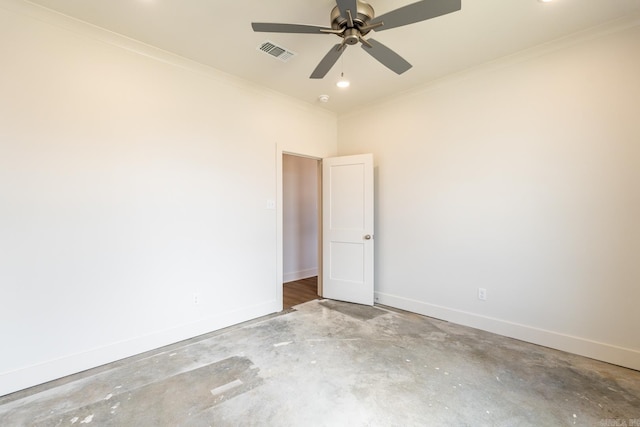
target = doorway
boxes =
[282,154,321,309]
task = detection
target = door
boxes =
[322,153,374,305]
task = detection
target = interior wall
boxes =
[282,155,318,283]
[0,0,337,396]
[338,21,640,370]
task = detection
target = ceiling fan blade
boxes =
[310,44,346,79]
[361,39,412,75]
[336,0,358,21]
[252,22,334,34]
[370,0,461,31]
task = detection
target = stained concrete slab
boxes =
[1,300,639,426]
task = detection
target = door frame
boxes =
[276,148,323,312]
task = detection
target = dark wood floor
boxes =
[283,276,319,309]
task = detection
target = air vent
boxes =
[257,40,296,63]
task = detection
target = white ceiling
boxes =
[24,0,640,114]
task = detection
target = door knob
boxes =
[364,234,372,240]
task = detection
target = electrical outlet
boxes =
[478,288,487,301]
[193,293,200,305]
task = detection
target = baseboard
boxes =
[0,300,279,397]
[283,268,318,283]
[375,292,640,372]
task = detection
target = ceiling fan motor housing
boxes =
[331,0,375,36]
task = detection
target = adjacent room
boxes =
[1,0,639,424]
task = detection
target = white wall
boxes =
[283,155,318,282]
[0,0,336,396]
[338,20,640,370]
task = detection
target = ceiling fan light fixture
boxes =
[337,72,350,88]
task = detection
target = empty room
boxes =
[1,0,639,425]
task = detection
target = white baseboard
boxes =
[0,300,279,397]
[376,292,640,372]
[283,268,318,283]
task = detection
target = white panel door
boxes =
[322,154,374,305]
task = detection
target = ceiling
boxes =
[24,0,640,114]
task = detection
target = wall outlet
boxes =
[193,293,200,305]
[478,288,487,301]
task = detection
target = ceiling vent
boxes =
[257,40,296,63]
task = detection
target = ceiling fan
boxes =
[251,0,462,79]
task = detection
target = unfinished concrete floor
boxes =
[1,300,639,426]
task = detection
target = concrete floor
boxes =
[1,300,639,426]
